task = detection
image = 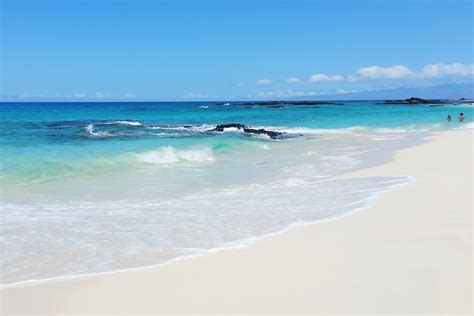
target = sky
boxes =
[1,0,473,101]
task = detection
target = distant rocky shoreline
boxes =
[215,101,343,107]
[380,97,447,105]
[211,97,473,107]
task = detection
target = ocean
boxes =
[0,100,472,286]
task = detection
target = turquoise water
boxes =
[1,101,472,285]
[1,101,471,186]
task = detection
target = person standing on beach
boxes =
[459,113,465,122]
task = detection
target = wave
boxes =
[253,124,447,135]
[148,124,216,132]
[135,146,215,164]
[49,121,468,145]
[261,126,370,135]
[375,126,431,133]
[454,122,474,129]
[1,175,412,286]
[84,121,143,138]
[155,124,429,137]
[105,120,142,126]
[444,102,474,108]
[78,121,452,140]
[3,145,219,186]
[84,124,115,137]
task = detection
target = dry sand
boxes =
[1,130,472,314]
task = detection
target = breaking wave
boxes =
[78,121,449,140]
[252,124,445,135]
[105,120,142,126]
[454,122,474,129]
[84,124,115,137]
[148,124,215,132]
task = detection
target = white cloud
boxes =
[356,65,414,80]
[183,92,209,99]
[286,77,303,84]
[309,73,345,82]
[95,91,106,98]
[420,63,474,78]
[73,93,87,98]
[346,74,358,82]
[285,89,313,97]
[334,89,358,94]
[331,74,345,81]
[19,93,45,99]
[256,79,272,85]
[292,90,318,97]
[254,88,359,99]
[256,89,320,98]
[309,74,329,82]
[257,90,286,98]
[248,63,471,94]
[123,92,136,99]
[352,63,473,81]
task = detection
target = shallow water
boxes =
[0,101,472,285]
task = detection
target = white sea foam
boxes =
[143,123,447,138]
[375,125,432,133]
[220,127,244,133]
[454,122,474,129]
[148,124,215,132]
[445,102,474,108]
[106,120,142,126]
[254,124,445,136]
[1,122,429,286]
[135,146,215,164]
[1,175,412,286]
[255,125,370,135]
[84,124,114,137]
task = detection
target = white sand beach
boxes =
[1,129,472,314]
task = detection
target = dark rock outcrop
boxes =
[242,127,282,139]
[382,97,447,105]
[286,101,343,106]
[458,98,474,104]
[243,101,285,106]
[210,123,246,131]
[242,100,342,106]
[209,124,283,139]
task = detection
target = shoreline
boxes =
[0,175,414,290]
[1,129,472,314]
[0,131,427,289]
[0,176,415,290]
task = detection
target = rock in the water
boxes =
[382,97,447,105]
[208,123,283,139]
[242,100,341,106]
[210,123,246,131]
[242,127,282,138]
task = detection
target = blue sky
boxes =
[1,0,473,101]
